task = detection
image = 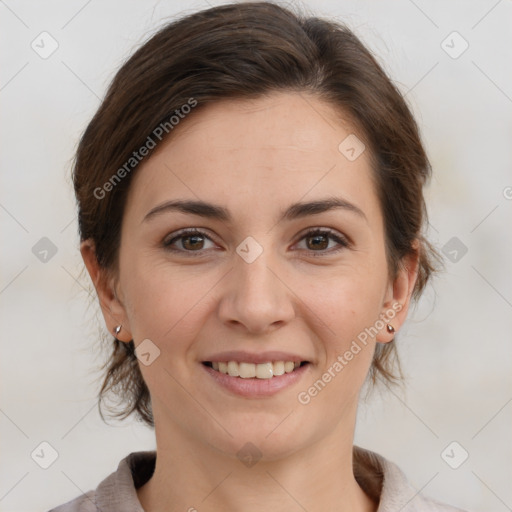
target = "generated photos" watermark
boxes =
[94,97,198,200]
[297,303,402,405]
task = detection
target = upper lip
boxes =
[202,351,311,364]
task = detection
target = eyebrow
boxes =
[143,196,367,224]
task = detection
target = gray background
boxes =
[1,1,511,511]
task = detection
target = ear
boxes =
[376,240,420,343]
[80,239,132,343]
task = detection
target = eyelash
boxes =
[162,228,350,258]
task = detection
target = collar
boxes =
[85,446,462,512]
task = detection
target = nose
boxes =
[217,249,296,334]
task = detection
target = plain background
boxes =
[1,1,511,511]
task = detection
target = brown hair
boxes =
[73,1,440,427]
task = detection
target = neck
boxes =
[137,408,377,512]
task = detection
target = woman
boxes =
[49,2,467,511]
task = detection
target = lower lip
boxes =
[201,363,310,398]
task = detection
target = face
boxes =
[86,92,416,460]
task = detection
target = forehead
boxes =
[158,92,359,167]
[125,92,380,225]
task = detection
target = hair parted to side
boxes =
[73,1,441,427]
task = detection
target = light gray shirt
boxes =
[47,446,467,511]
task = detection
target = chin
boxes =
[202,414,311,461]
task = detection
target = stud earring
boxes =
[386,324,395,334]
[114,325,122,336]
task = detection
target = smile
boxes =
[203,360,309,379]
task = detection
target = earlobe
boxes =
[386,323,395,335]
[376,243,420,343]
[80,239,132,342]
[375,302,400,344]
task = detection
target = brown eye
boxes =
[181,234,205,250]
[296,228,349,256]
[163,229,216,254]
[305,233,329,250]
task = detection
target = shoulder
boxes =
[47,491,97,512]
[353,446,468,512]
[46,451,156,512]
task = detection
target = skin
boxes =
[82,92,419,512]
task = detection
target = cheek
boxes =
[298,264,387,393]
[308,265,387,336]
[120,254,218,345]
[302,283,382,405]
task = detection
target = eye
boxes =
[163,229,217,254]
[162,227,350,257]
[294,228,349,256]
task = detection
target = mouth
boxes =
[201,358,311,398]
[202,360,310,379]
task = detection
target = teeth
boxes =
[255,362,273,379]
[273,361,285,376]
[209,360,304,379]
[284,361,295,373]
[227,361,239,377]
[239,362,256,378]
